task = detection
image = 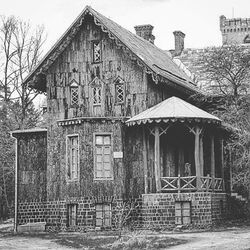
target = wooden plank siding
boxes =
[16,133,47,202]
[45,15,191,200]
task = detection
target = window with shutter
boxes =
[175,201,191,225]
[94,134,113,180]
[66,135,79,181]
[95,203,111,228]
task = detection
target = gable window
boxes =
[114,77,125,104]
[92,41,101,63]
[67,135,79,181]
[67,204,77,227]
[93,86,102,105]
[175,201,191,225]
[94,134,113,180]
[95,203,112,228]
[70,80,79,106]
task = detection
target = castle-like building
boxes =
[220,15,250,45]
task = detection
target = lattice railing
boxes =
[160,175,224,192]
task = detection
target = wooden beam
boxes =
[199,135,204,176]
[211,135,215,190]
[194,126,201,190]
[220,138,225,191]
[154,126,161,192]
[142,127,148,194]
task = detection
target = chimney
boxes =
[173,31,185,56]
[134,24,155,44]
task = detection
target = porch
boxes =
[126,96,226,194]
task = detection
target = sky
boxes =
[1,0,250,53]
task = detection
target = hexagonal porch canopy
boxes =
[126,96,221,126]
[126,96,224,194]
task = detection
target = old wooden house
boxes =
[12,6,229,231]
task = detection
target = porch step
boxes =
[17,222,46,233]
[231,192,247,202]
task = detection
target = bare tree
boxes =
[0,15,46,128]
[0,16,46,219]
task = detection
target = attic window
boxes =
[93,41,101,63]
[93,87,102,105]
[114,77,125,104]
[70,80,79,106]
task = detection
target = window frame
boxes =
[175,201,191,225]
[92,40,102,63]
[66,134,80,182]
[67,203,78,227]
[95,203,112,228]
[93,133,113,181]
[69,80,79,107]
[92,86,102,106]
[114,77,125,104]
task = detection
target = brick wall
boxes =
[141,192,227,229]
[17,193,228,231]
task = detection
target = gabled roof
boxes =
[24,6,198,94]
[126,96,221,126]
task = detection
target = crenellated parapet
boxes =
[220,15,250,45]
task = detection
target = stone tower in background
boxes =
[220,15,250,45]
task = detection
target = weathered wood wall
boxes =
[45,14,193,199]
[47,121,125,200]
[17,132,47,202]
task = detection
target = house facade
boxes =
[12,6,230,231]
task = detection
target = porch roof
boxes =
[126,96,221,126]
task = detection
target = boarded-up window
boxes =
[94,134,112,180]
[95,203,111,227]
[67,135,79,181]
[92,41,101,63]
[20,171,35,184]
[67,204,77,227]
[175,201,191,225]
[93,87,102,105]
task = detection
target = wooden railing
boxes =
[161,175,224,192]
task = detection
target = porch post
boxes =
[154,125,161,192]
[199,135,204,177]
[211,135,215,190]
[220,138,225,191]
[194,126,201,190]
[142,126,148,194]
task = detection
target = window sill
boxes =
[93,178,114,181]
[66,179,79,183]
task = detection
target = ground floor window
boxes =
[175,201,191,225]
[67,204,77,227]
[95,203,112,228]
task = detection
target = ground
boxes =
[1,221,250,249]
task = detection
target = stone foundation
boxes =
[17,193,228,231]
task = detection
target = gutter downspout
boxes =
[11,133,18,233]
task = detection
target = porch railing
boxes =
[161,175,224,192]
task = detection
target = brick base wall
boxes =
[141,192,227,229]
[17,193,228,231]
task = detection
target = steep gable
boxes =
[24,6,198,94]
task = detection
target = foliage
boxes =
[194,44,250,197]
[113,199,140,237]
[0,15,46,218]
